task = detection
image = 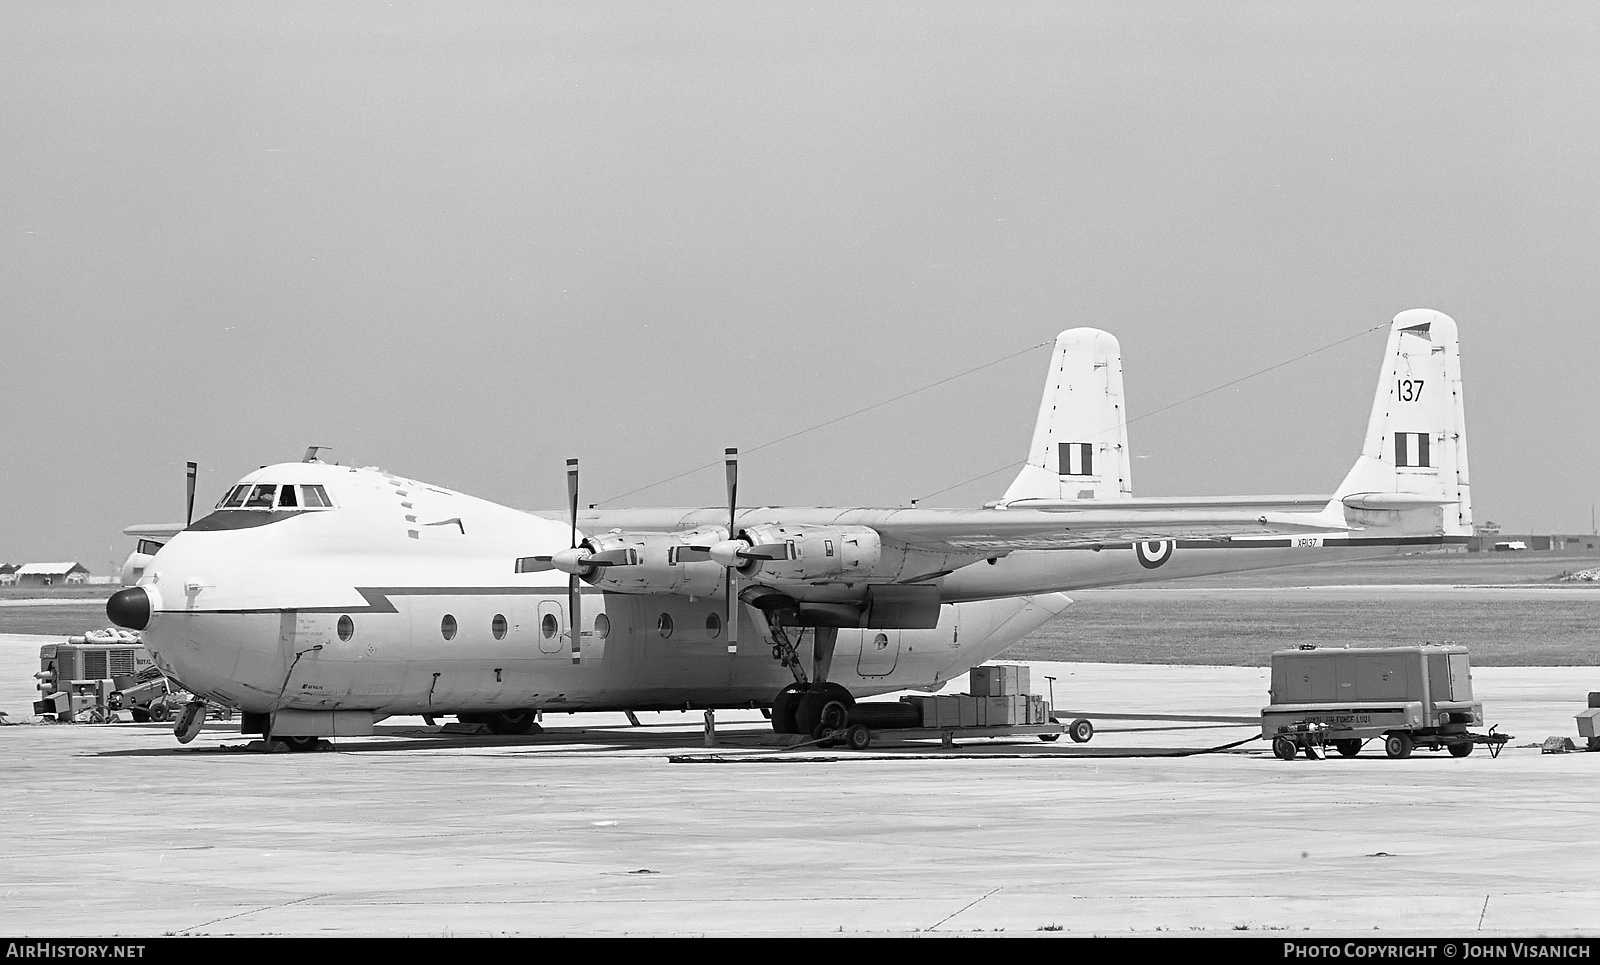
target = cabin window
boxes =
[337,615,354,642]
[541,613,558,640]
[594,613,611,639]
[705,613,722,639]
[441,614,458,641]
[245,485,277,509]
[657,613,674,638]
[492,614,508,640]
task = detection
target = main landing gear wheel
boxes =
[278,735,320,752]
[1384,733,1415,759]
[482,711,540,736]
[1334,739,1362,758]
[1068,718,1094,744]
[1272,736,1299,761]
[1448,741,1474,758]
[795,682,854,737]
[770,682,810,735]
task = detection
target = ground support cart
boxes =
[1263,707,1509,760]
[1262,645,1509,761]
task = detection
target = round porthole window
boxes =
[541,613,558,639]
[705,612,721,639]
[657,613,674,638]
[337,615,354,642]
[491,614,508,640]
[595,613,611,639]
[441,614,457,641]
[873,632,889,651]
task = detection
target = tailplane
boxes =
[1002,329,1133,503]
[1328,309,1472,538]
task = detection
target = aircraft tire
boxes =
[483,711,540,736]
[279,735,321,752]
[1334,739,1362,758]
[770,683,809,734]
[795,683,854,737]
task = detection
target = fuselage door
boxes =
[856,630,901,677]
[537,600,565,655]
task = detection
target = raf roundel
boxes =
[1134,540,1174,569]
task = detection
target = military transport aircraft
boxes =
[107,309,1469,749]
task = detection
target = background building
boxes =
[13,563,90,587]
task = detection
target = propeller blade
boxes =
[567,457,581,664]
[185,462,197,528]
[727,571,738,655]
[725,448,738,655]
[740,542,793,562]
[514,556,557,573]
[569,573,582,665]
[566,458,579,549]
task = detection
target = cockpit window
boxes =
[244,485,278,509]
[214,481,335,511]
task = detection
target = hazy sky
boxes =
[3,2,1598,569]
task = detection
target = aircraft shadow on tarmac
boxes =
[85,721,1274,759]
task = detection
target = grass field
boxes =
[4,553,1595,665]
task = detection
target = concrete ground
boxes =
[2,632,1598,938]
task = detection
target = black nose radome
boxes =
[107,587,151,631]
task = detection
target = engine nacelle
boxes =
[736,524,882,583]
[581,530,726,598]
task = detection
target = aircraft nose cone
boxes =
[107,586,152,631]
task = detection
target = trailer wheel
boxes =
[1384,733,1414,759]
[1038,733,1060,742]
[1334,739,1362,758]
[1272,736,1298,760]
[1448,741,1474,758]
[131,709,151,723]
[847,725,872,751]
[1068,718,1094,743]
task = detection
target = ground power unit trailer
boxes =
[1261,645,1508,760]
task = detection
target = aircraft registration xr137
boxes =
[108,309,1469,749]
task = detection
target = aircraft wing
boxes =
[571,504,1350,556]
[856,506,1349,554]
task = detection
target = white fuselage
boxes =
[133,463,1071,717]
